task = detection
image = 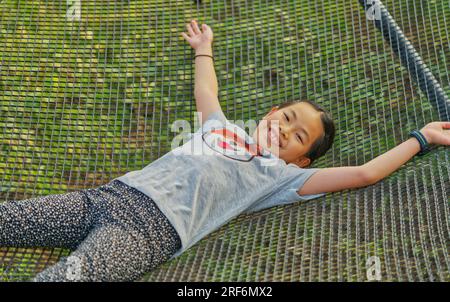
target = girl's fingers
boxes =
[181,21,211,43]
[186,23,195,36]
[191,20,201,34]
[180,32,189,41]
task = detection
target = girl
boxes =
[1,20,449,282]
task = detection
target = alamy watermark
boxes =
[366,256,382,281]
[66,0,81,21]
[365,0,381,21]
[169,112,281,166]
[66,255,83,281]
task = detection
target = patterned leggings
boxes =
[0,180,182,282]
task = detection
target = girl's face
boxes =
[251,102,324,167]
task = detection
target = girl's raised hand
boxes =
[180,20,213,50]
[420,121,450,146]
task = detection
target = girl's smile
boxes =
[252,102,325,167]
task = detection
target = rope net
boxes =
[0,0,448,281]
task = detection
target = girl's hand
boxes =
[420,121,450,145]
[180,20,213,50]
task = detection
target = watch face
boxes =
[202,127,271,162]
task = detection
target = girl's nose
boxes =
[279,125,289,140]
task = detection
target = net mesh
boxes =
[0,0,448,281]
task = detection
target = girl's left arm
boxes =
[298,121,450,196]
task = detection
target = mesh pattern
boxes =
[0,0,449,281]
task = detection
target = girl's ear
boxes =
[292,156,311,168]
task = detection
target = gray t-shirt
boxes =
[114,111,326,259]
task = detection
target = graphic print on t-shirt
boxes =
[202,127,272,162]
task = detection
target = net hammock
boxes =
[0,0,448,281]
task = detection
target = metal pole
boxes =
[359,0,450,121]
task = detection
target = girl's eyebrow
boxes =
[290,109,310,143]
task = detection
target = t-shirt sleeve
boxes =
[244,164,326,214]
[192,110,228,135]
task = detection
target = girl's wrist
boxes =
[195,44,213,54]
[419,129,433,145]
[409,129,432,156]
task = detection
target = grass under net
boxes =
[0,0,449,281]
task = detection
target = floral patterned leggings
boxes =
[0,180,182,281]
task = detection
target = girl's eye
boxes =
[296,134,303,144]
[284,112,289,122]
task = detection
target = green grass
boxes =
[0,0,448,281]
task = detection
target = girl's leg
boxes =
[32,222,181,282]
[32,180,182,281]
[0,190,95,250]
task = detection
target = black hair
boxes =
[276,99,336,166]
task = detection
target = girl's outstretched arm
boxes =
[362,122,450,183]
[298,121,450,196]
[181,20,222,125]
